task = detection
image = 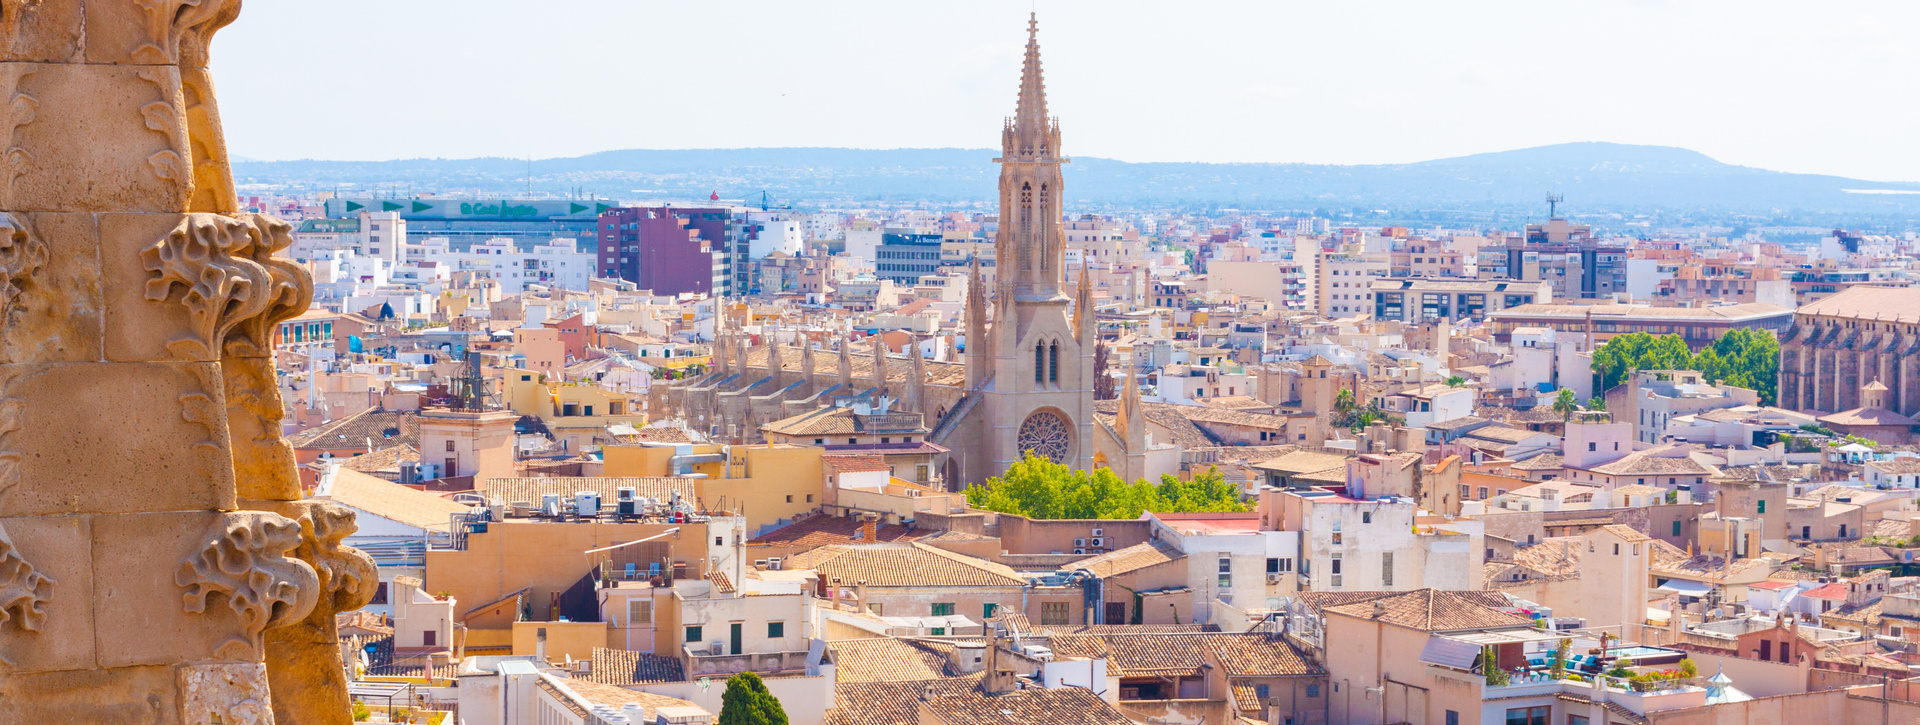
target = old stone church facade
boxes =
[654,17,1150,489]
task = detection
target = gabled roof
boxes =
[921,685,1134,725]
[748,515,934,550]
[318,468,471,532]
[1071,541,1184,578]
[584,647,686,685]
[1044,633,1322,678]
[826,638,965,683]
[787,543,1023,587]
[1322,589,1534,632]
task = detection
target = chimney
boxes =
[855,580,869,614]
[831,577,846,611]
[536,626,548,663]
[861,515,878,543]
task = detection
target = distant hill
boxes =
[233,142,1920,224]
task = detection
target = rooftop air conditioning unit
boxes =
[575,491,601,517]
[1074,538,1086,547]
[1090,538,1103,547]
[1091,528,1105,537]
[767,558,782,571]
[709,641,725,656]
[1267,573,1282,584]
[541,494,562,517]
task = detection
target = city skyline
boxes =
[218,1,1920,182]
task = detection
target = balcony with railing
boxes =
[681,645,813,678]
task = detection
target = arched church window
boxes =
[1035,343,1045,383]
[1039,184,1051,272]
[1017,410,1072,464]
[1049,342,1059,383]
[1019,183,1033,270]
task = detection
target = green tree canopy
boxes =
[964,454,1247,519]
[1589,329,1779,405]
[718,672,788,725]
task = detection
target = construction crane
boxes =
[748,190,792,212]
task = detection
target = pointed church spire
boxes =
[1011,12,1051,156]
[838,336,853,391]
[908,334,927,414]
[800,336,817,396]
[1121,359,1144,450]
[1074,267,1095,343]
[767,325,784,380]
[871,334,888,396]
[966,256,989,390]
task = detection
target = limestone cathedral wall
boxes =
[0,3,375,723]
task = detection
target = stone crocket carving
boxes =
[140,213,312,362]
[176,511,320,661]
[0,523,52,633]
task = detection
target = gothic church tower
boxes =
[960,14,1097,481]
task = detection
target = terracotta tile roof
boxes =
[1321,589,1534,632]
[1231,681,1263,712]
[337,443,420,479]
[1819,407,1920,428]
[825,678,982,725]
[748,515,934,550]
[1044,633,1322,678]
[1253,450,1353,475]
[1462,425,1549,445]
[1092,401,1220,448]
[289,408,419,450]
[320,468,472,532]
[1292,590,1511,616]
[920,685,1133,725]
[823,455,894,473]
[1580,451,1716,477]
[1509,453,1565,471]
[1036,624,1220,635]
[787,544,1023,588]
[585,647,687,684]
[1070,541,1183,578]
[1601,524,1652,542]
[827,638,962,682]
[1796,286,1920,323]
[479,477,700,509]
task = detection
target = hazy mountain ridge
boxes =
[233,142,1920,222]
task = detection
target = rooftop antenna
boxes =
[1545,193,1564,219]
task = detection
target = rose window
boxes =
[1017,410,1072,463]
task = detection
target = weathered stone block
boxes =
[0,63,190,213]
[92,511,238,668]
[0,515,91,674]
[0,665,179,725]
[0,362,233,517]
[0,211,102,364]
[84,0,239,67]
[0,0,82,63]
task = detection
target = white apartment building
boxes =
[1317,250,1389,317]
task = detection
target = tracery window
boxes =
[1017,410,1072,463]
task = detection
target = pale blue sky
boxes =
[219,1,1920,181]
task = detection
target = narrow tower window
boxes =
[1019,183,1034,271]
[1035,343,1045,383]
[1039,184,1051,272]
[1049,342,1060,383]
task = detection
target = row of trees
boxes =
[1589,328,1779,405]
[964,453,1248,520]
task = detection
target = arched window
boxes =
[1039,184,1051,272]
[1019,183,1033,270]
[1034,343,1045,383]
[1049,342,1060,383]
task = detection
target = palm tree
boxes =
[1552,388,1580,422]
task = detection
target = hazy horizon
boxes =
[215,1,1920,183]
